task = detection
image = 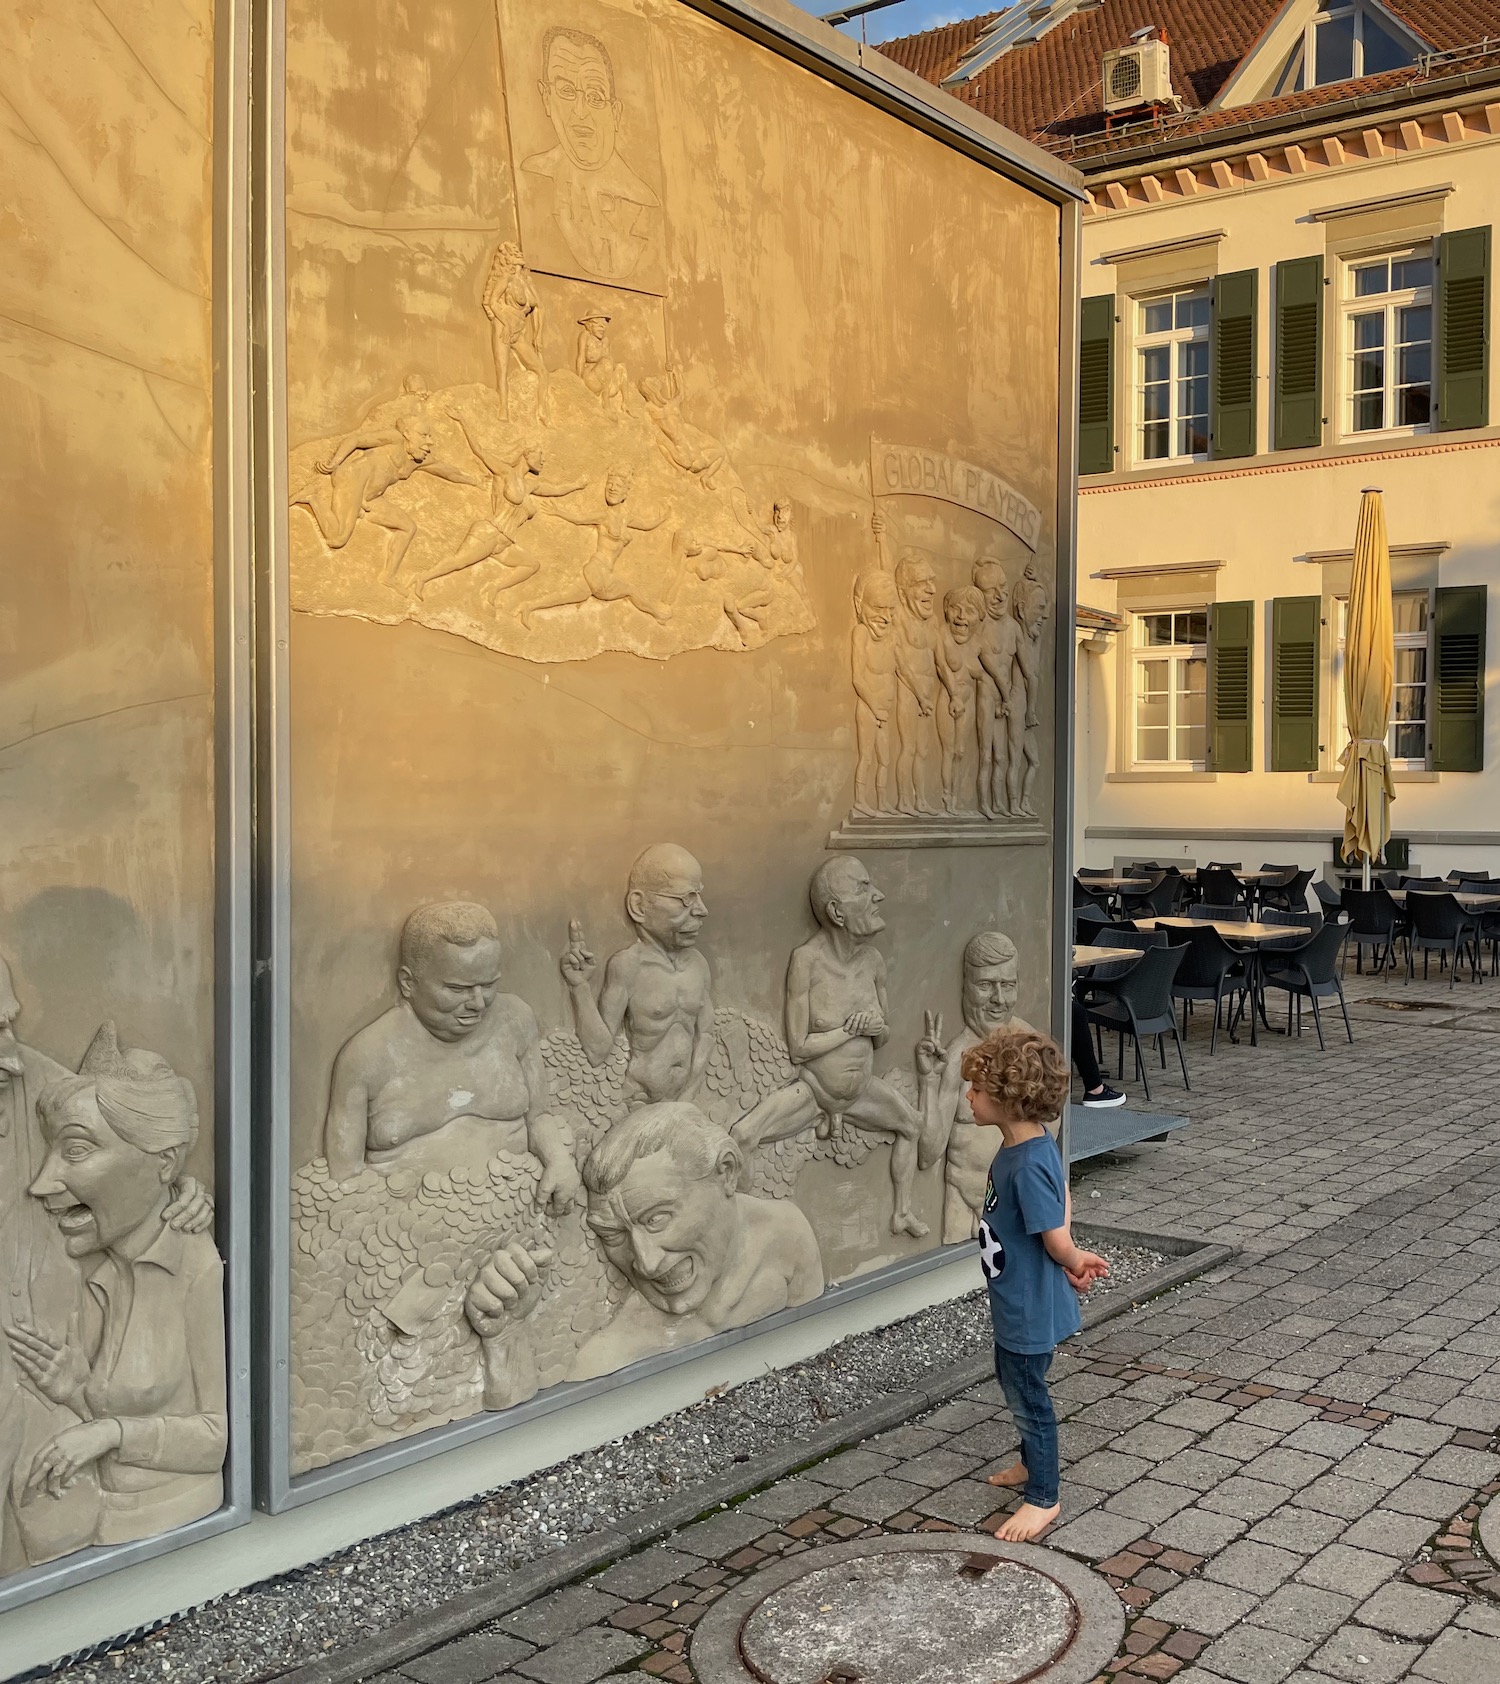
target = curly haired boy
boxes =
[960,1027,1109,1540]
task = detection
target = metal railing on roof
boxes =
[1034,36,1500,160]
[1417,36,1500,76]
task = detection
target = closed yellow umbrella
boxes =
[1338,487,1396,888]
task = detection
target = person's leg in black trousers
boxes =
[1072,994,1124,1106]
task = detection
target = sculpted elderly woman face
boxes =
[29,1026,197,1258]
[30,1086,183,1257]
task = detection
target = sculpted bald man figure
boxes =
[560,844,715,1103]
[322,902,580,1214]
[730,858,943,1239]
[915,931,1038,1243]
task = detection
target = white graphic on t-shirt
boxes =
[977,1218,1005,1281]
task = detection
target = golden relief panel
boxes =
[284,0,1063,1476]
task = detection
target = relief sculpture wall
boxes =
[283,0,1064,1479]
[0,0,228,1588]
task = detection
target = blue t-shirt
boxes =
[978,1132,1081,1356]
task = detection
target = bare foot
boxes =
[995,1501,1059,1542]
[986,1461,1029,1489]
[891,1208,929,1239]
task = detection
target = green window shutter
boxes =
[1079,294,1116,475]
[1273,256,1324,450]
[1436,227,1491,432]
[1431,584,1487,771]
[1271,596,1321,771]
[1209,600,1253,773]
[1211,269,1258,459]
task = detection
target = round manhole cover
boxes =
[691,1532,1124,1684]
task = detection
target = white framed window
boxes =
[1276,1,1419,92]
[1341,247,1433,437]
[1134,286,1211,464]
[1131,608,1209,768]
[1334,590,1431,768]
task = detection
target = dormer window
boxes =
[1273,0,1420,94]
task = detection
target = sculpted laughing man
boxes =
[322,902,580,1213]
[560,844,715,1103]
[565,1103,823,1379]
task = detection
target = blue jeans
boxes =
[993,1344,1059,1507]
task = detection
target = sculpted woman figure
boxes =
[7,1025,227,1545]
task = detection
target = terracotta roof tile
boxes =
[878,0,1500,156]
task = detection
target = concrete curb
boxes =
[271,1228,1236,1684]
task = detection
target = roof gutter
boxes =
[1065,60,1500,176]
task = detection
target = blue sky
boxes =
[787,0,999,46]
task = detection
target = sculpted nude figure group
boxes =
[291,235,806,655]
[853,511,1050,822]
[311,847,1032,1422]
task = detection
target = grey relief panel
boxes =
[281,0,1062,1476]
[1,0,230,1590]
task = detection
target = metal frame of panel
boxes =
[253,0,1085,1514]
[0,0,257,1616]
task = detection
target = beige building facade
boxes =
[885,0,1500,876]
[1074,52,1500,875]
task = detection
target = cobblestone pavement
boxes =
[364,973,1500,1684]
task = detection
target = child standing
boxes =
[959,1027,1109,1542]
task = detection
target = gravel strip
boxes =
[42,1240,1168,1684]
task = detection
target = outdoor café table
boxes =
[1132,916,1312,1046]
[1388,889,1500,909]
[1073,944,1144,970]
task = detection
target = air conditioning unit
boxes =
[1102,38,1176,113]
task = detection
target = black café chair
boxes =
[1340,886,1403,975]
[1085,942,1189,1102]
[1123,873,1181,920]
[1168,924,1249,1054]
[1073,879,1112,916]
[1076,928,1167,1023]
[1261,921,1353,1049]
[1188,902,1248,922]
[1311,878,1345,920]
[1206,861,1243,870]
[1260,868,1315,915]
[1075,905,1111,944]
[1198,866,1247,912]
[1258,906,1323,948]
[1405,890,1483,987]
[1076,867,1114,880]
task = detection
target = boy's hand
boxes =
[1065,1250,1110,1294]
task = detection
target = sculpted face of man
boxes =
[399,417,434,463]
[896,555,936,619]
[820,857,886,939]
[627,845,707,952]
[540,32,620,172]
[604,469,631,505]
[974,561,1010,621]
[399,936,504,1043]
[965,961,1019,1038]
[855,573,897,639]
[588,1145,735,1316]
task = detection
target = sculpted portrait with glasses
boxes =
[522,25,662,283]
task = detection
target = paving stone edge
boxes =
[269,1229,1235,1684]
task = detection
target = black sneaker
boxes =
[1081,1083,1127,1108]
